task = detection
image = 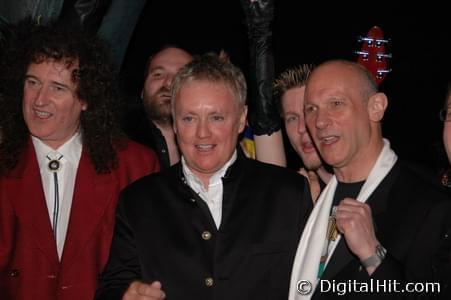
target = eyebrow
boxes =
[149,66,166,73]
[25,74,73,91]
[24,74,38,80]
[180,110,226,116]
[52,81,72,90]
[283,111,300,116]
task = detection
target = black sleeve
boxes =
[59,0,112,32]
[95,192,142,300]
[240,0,281,136]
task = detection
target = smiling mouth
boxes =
[196,144,215,151]
[34,109,52,118]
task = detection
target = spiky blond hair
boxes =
[273,64,314,98]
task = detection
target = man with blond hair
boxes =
[96,53,312,300]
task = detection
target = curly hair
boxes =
[0,19,124,175]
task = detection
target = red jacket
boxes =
[0,138,159,300]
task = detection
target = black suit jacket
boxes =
[96,154,312,300]
[313,161,451,299]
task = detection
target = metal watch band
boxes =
[360,244,387,268]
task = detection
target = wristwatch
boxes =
[360,244,387,268]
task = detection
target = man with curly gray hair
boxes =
[0,20,159,300]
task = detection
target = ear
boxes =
[173,110,177,134]
[172,94,179,134]
[80,100,88,111]
[367,92,387,122]
[238,105,248,133]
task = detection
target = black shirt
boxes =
[122,101,171,169]
[332,180,365,207]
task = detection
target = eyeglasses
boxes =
[439,108,451,122]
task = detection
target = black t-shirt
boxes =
[332,180,365,207]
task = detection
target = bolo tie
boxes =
[46,153,63,241]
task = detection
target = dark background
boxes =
[120,1,451,172]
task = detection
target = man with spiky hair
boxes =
[274,64,332,201]
[0,20,159,300]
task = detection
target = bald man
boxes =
[289,60,451,300]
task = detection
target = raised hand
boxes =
[240,0,274,28]
[335,198,381,274]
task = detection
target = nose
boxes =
[297,116,307,135]
[196,119,212,139]
[34,86,50,106]
[163,73,175,88]
[315,109,331,130]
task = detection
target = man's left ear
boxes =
[81,101,88,111]
[368,93,388,122]
[239,105,248,133]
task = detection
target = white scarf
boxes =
[288,139,397,300]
